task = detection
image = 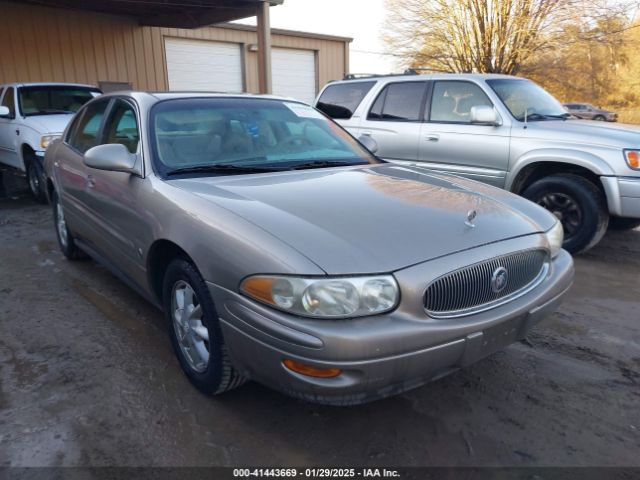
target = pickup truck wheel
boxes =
[52,192,84,260]
[609,217,640,231]
[522,174,609,254]
[26,159,47,204]
[163,258,246,395]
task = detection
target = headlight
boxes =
[624,150,639,170]
[40,135,61,150]
[240,275,400,318]
[545,221,564,258]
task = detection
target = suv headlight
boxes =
[624,150,639,170]
[241,275,400,318]
[545,221,564,258]
[40,134,61,150]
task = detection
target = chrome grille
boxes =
[424,249,549,318]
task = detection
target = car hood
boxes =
[170,164,556,274]
[25,114,73,135]
[521,119,640,148]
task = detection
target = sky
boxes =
[234,0,399,75]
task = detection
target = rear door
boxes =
[418,80,511,187]
[357,81,428,162]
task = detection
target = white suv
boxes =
[0,83,101,202]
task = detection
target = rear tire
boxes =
[162,258,245,396]
[26,157,47,204]
[522,174,609,254]
[609,217,640,231]
[52,191,84,260]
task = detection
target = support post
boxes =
[256,1,272,94]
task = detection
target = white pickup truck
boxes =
[0,83,101,202]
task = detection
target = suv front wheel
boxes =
[522,174,609,253]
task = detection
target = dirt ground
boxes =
[0,171,639,467]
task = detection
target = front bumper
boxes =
[208,236,574,405]
[602,176,640,218]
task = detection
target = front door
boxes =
[418,80,511,188]
[0,87,21,168]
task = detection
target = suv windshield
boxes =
[18,85,102,117]
[150,97,381,176]
[486,79,570,122]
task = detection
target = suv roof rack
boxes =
[342,71,419,81]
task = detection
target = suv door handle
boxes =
[87,175,96,189]
[425,134,439,142]
[361,131,372,136]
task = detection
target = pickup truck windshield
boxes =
[18,86,101,117]
[487,79,570,122]
[150,97,381,176]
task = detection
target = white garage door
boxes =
[272,48,317,104]
[165,38,243,93]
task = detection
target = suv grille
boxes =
[424,249,549,318]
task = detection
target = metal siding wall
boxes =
[0,2,347,94]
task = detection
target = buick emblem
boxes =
[491,266,509,293]
[465,209,477,228]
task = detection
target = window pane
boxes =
[430,81,493,123]
[104,100,139,153]
[368,89,386,119]
[69,100,109,154]
[316,81,376,119]
[380,82,425,121]
[18,86,101,116]
[2,88,16,116]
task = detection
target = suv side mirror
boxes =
[470,105,501,126]
[84,143,139,174]
[358,134,378,154]
[0,106,11,118]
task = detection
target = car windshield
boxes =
[150,97,381,176]
[486,79,570,122]
[19,86,101,117]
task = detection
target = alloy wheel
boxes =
[537,192,582,241]
[56,202,69,248]
[171,280,210,373]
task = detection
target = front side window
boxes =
[1,87,16,117]
[368,82,427,121]
[316,81,376,119]
[68,100,109,154]
[487,79,569,121]
[429,81,493,123]
[18,86,101,117]
[104,99,139,153]
[150,98,381,176]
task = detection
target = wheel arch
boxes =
[146,239,198,304]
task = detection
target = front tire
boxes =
[593,115,605,121]
[162,258,245,395]
[522,174,609,253]
[26,158,47,204]
[52,191,84,260]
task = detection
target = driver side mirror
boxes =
[358,134,379,154]
[0,106,12,118]
[470,105,501,126]
[84,143,140,175]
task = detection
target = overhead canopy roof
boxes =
[17,0,284,28]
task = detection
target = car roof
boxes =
[100,91,303,104]
[330,72,519,85]
[1,82,100,89]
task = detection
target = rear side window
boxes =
[367,82,427,121]
[68,100,109,154]
[316,81,375,119]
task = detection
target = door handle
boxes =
[87,175,95,189]
[361,131,372,136]
[425,134,439,142]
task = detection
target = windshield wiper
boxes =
[166,164,284,176]
[520,112,572,121]
[289,160,363,170]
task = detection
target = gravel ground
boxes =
[0,172,639,467]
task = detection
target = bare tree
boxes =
[384,0,587,74]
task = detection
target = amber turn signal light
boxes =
[625,150,639,169]
[283,359,342,378]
